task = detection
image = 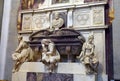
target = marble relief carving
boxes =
[22,13,32,31]
[21,12,50,31]
[32,12,50,30]
[92,6,104,26]
[73,8,91,28]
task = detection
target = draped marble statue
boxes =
[41,39,60,72]
[77,33,99,74]
[12,35,35,73]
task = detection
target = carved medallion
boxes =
[77,14,89,25]
[32,13,50,30]
[73,8,91,28]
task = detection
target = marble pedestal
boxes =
[12,62,108,81]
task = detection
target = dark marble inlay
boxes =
[27,72,73,81]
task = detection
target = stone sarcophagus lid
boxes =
[28,28,85,62]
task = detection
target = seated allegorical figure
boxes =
[12,35,34,73]
[77,33,99,74]
[41,39,60,72]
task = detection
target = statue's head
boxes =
[54,12,59,19]
[88,32,94,43]
[18,35,23,41]
[41,39,52,45]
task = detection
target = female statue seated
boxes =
[41,39,60,72]
[77,34,99,74]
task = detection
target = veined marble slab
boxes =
[74,74,97,81]
[12,72,108,81]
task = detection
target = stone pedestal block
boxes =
[12,72,26,81]
[19,62,86,74]
[74,75,96,81]
[12,62,108,81]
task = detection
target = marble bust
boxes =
[52,12,64,30]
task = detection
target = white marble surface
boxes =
[73,5,105,29]
[19,62,86,74]
[97,74,108,81]
[67,9,73,28]
[32,12,50,30]
[12,72,26,81]
[74,0,84,4]
[73,7,91,28]
[19,2,106,31]
[74,74,96,81]
[22,12,50,31]
[92,5,104,26]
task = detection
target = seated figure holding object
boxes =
[41,39,60,72]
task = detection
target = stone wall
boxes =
[113,0,120,80]
[0,0,20,80]
[0,0,4,38]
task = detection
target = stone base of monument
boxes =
[12,62,108,81]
